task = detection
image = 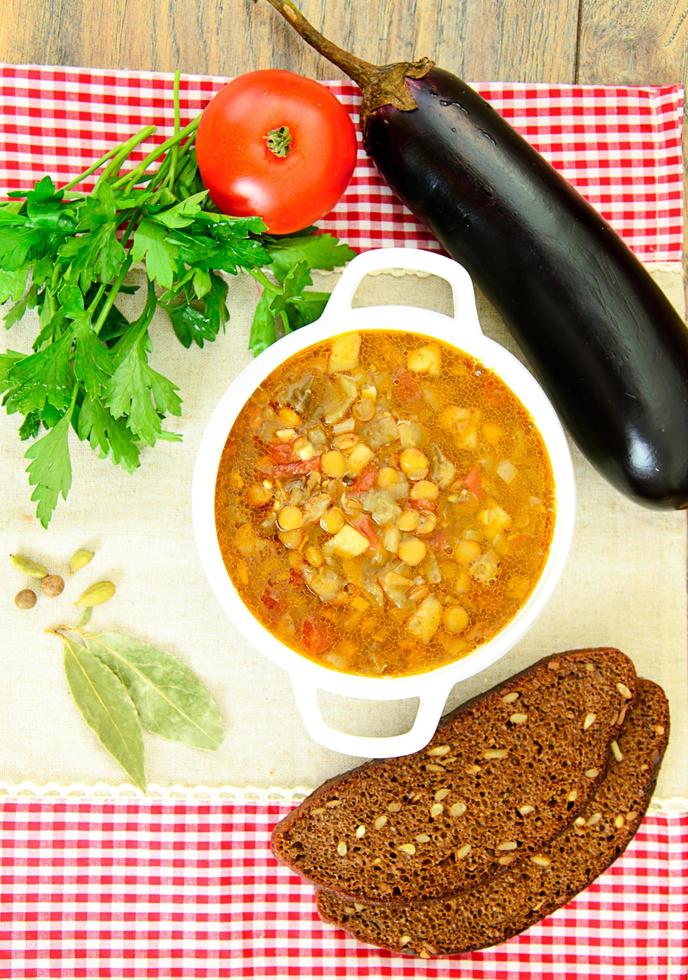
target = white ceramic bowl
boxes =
[193,248,575,758]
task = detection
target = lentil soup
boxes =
[215,330,555,676]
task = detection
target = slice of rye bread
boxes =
[316,678,669,957]
[272,648,637,904]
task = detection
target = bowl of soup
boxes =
[193,248,575,757]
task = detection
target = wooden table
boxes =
[2,0,685,265]
[0,1,684,91]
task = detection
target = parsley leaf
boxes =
[3,284,37,329]
[169,217,269,274]
[59,222,126,291]
[18,410,41,441]
[283,291,329,330]
[58,283,85,318]
[73,315,114,399]
[106,337,164,445]
[0,226,44,270]
[249,291,277,357]
[153,190,208,229]
[0,267,29,303]
[106,296,182,447]
[25,403,74,528]
[130,219,178,289]
[77,395,140,473]
[4,329,75,416]
[25,175,75,231]
[0,350,24,395]
[160,271,228,349]
[248,259,333,353]
[265,232,356,281]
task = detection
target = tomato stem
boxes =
[264,125,293,158]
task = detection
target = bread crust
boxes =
[316,678,669,957]
[272,648,637,904]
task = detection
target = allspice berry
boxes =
[41,574,65,598]
[15,588,37,609]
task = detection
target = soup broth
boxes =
[215,330,555,677]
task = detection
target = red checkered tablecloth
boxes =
[0,65,686,979]
[0,802,686,979]
[0,67,683,258]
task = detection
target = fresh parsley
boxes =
[0,72,355,527]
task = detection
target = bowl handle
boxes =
[290,677,450,758]
[323,247,483,338]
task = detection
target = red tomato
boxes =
[196,69,357,234]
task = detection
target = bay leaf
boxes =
[85,631,224,750]
[62,634,146,790]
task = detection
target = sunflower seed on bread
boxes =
[316,678,668,956]
[271,648,637,905]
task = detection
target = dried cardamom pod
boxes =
[69,548,95,574]
[10,554,48,579]
[75,580,116,607]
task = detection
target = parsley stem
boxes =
[89,197,143,330]
[87,198,149,330]
[162,268,194,299]
[249,268,279,293]
[168,70,182,189]
[61,145,122,191]
[147,155,174,199]
[135,281,158,340]
[113,116,200,191]
[67,384,79,417]
[96,126,157,188]
[92,258,133,335]
[120,207,143,247]
[6,145,129,196]
[87,283,107,314]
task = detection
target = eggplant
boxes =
[264,0,688,510]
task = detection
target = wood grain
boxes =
[577,0,688,86]
[0,0,579,81]
[577,0,688,286]
[0,1,682,87]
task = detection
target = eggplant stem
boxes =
[260,0,434,118]
[261,0,375,87]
